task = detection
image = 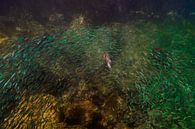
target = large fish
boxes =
[102,52,112,69]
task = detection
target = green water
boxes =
[0,18,194,128]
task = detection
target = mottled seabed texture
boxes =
[0,0,195,129]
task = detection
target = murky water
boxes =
[0,1,194,129]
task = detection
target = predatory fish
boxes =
[102,52,112,69]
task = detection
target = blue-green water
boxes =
[0,1,195,129]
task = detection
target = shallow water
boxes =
[0,1,195,129]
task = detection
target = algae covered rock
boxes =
[59,80,134,129]
[3,94,65,129]
[64,100,100,127]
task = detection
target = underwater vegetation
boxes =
[0,15,194,129]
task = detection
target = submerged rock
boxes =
[3,94,65,129]
[64,100,101,127]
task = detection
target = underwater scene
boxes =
[0,0,194,129]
